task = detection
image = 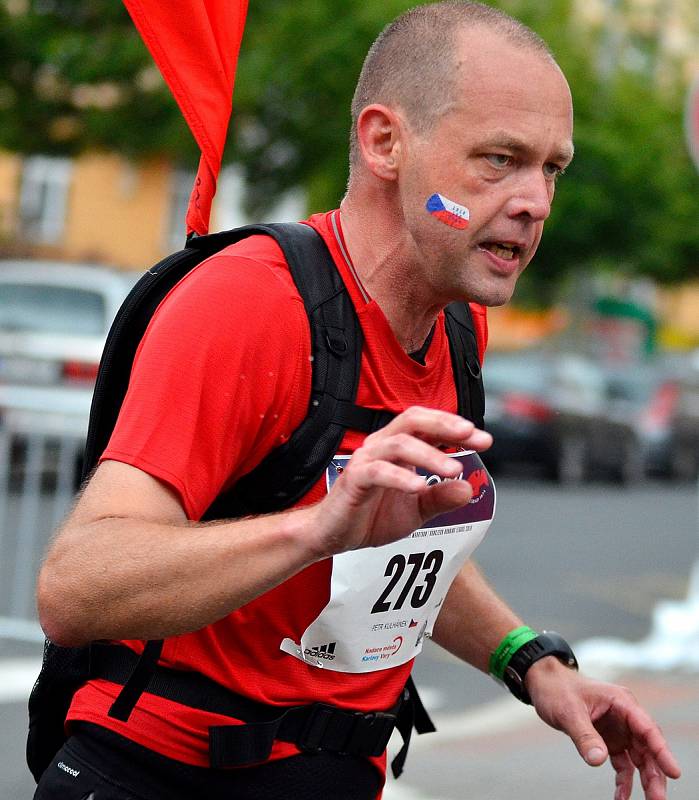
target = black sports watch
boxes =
[503,631,578,705]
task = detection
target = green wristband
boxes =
[488,626,539,682]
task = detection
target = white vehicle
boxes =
[0,260,142,428]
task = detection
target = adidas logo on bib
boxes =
[304,642,337,660]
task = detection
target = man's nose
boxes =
[507,170,552,222]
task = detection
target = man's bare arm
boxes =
[37,407,491,647]
[36,459,324,646]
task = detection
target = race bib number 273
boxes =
[279,451,496,673]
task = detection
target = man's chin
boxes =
[467,285,516,308]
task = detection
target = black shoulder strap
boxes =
[444,302,485,428]
[201,222,363,519]
[82,222,363,514]
[82,224,302,480]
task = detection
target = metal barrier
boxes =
[0,386,91,642]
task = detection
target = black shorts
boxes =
[33,723,383,800]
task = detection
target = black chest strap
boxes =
[202,222,364,519]
[96,644,423,778]
[445,302,485,428]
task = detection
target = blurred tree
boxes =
[1,0,697,294]
[229,0,418,213]
[501,0,699,303]
[0,0,196,159]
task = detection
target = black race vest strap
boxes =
[84,222,364,518]
[107,639,164,722]
[91,644,414,775]
[444,302,485,428]
[202,222,364,518]
[390,675,436,779]
[331,400,396,433]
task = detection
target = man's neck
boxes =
[339,193,443,354]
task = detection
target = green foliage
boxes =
[502,0,699,301]
[229,0,416,213]
[1,0,697,289]
[0,0,196,159]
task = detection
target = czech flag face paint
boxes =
[426,193,470,230]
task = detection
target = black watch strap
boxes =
[503,631,578,705]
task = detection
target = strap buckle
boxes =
[297,704,396,757]
[344,711,396,757]
[297,704,335,753]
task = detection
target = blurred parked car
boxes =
[481,351,644,484]
[669,351,699,481]
[0,260,141,484]
[0,260,141,396]
[602,364,681,479]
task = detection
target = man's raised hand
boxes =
[309,406,492,557]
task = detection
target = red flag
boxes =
[123,0,249,235]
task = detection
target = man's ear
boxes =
[355,104,402,181]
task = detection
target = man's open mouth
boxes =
[479,242,521,261]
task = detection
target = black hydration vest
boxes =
[26,222,485,783]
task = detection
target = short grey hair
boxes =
[348,1,554,167]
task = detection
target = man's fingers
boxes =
[637,751,668,800]
[418,476,473,520]
[466,427,493,451]
[378,406,490,450]
[620,702,682,780]
[611,752,635,800]
[361,433,465,480]
[564,714,609,766]
[352,460,426,494]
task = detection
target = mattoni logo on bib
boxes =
[466,468,489,503]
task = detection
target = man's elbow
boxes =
[36,565,92,647]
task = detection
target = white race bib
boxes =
[280,451,496,673]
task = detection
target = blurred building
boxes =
[573,0,699,86]
[0,149,304,269]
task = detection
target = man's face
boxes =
[397,29,574,307]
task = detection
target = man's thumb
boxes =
[565,721,609,766]
[581,739,608,767]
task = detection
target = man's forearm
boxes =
[430,560,525,673]
[37,503,321,647]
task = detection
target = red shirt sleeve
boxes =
[101,238,312,520]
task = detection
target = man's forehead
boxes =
[452,26,569,100]
[444,29,573,150]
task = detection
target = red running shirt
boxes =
[67,210,487,779]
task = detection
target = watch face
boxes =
[504,665,523,687]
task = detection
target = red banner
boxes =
[123,0,249,235]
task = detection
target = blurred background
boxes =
[0,0,698,797]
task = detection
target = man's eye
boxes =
[544,163,566,180]
[485,154,512,169]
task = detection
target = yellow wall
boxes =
[62,154,171,269]
[0,151,21,238]
[659,282,699,340]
